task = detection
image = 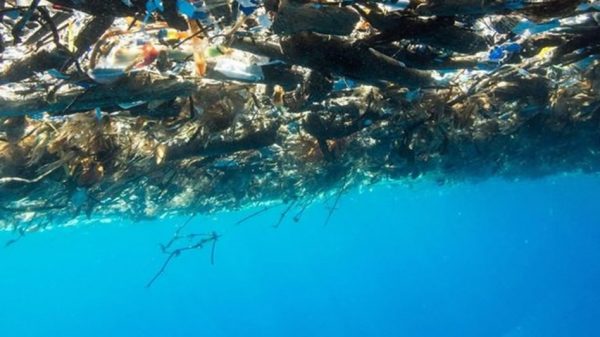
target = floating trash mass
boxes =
[1,0,600,232]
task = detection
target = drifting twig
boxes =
[60,85,94,115]
[292,201,311,223]
[0,164,62,185]
[146,231,220,288]
[210,236,217,266]
[235,206,272,225]
[4,228,25,248]
[273,199,297,228]
[324,187,345,226]
[34,6,65,50]
[160,213,197,253]
[4,216,52,248]
[145,249,178,288]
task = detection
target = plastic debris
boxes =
[188,18,208,76]
[146,0,164,13]
[0,0,599,228]
[177,0,209,20]
[214,58,263,81]
[488,42,522,62]
[144,0,164,24]
[88,68,126,84]
[236,0,259,16]
[121,0,134,8]
[157,28,189,44]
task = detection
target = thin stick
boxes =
[235,206,271,225]
[146,233,219,288]
[60,85,93,115]
[5,228,25,248]
[127,17,138,32]
[0,164,61,185]
[172,23,206,49]
[35,6,64,50]
[274,200,297,228]
[146,250,179,288]
[210,232,218,265]
[293,201,311,223]
[161,213,197,252]
[324,187,344,226]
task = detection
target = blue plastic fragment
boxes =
[4,8,20,20]
[512,19,560,35]
[488,43,521,62]
[489,46,504,61]
[75,81,93,89]
[70,187,88,208]
[95,107,103,121]
[239,5,257,15]
[259,146,277,158]
[288,121,300,134]
[256,13,272,29]
[405,89,422,102]
[88,68,125,84]
[157,28,168,40]
[504,0,525,10]
[504,43,521,54]
[236,0,259,15]
[143,0,164,25]
[28,112,45,120]
[146,0,164,12]
[213,159,239,169]
[333,77,356,91]
[177,0,209,20]
[47,68,70,80]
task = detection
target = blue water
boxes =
[1,175,600,337]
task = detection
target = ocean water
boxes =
[1,175,600,337]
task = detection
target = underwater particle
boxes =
[272,85,285,107]
[287,120,300,133]
[405,89,422,103]
[213,159,239,169]
[155,143,168,165]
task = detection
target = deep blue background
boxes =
[1,175,600,337]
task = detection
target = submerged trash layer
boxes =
[1,0,600,231]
